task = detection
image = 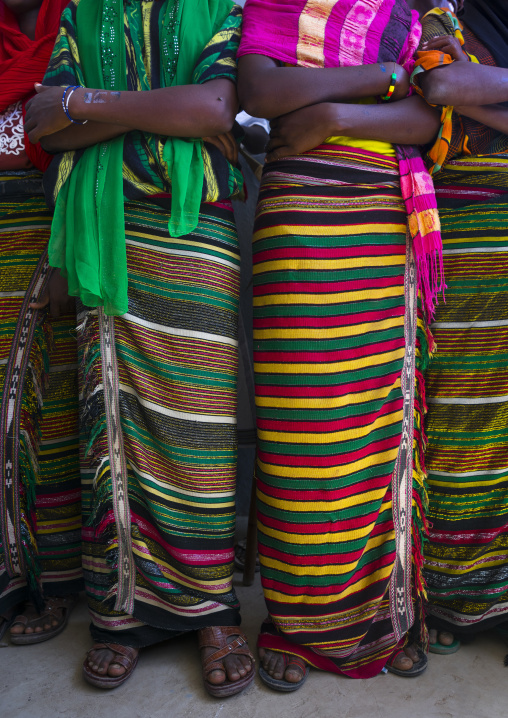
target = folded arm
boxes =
[25,79,238,151]
[266,96,441,162]
[455,103,508,135]
[420,62,508,107]
[238,54,410,119]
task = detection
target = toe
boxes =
[108,662,126,678]
[207,668,226,686]
[439,631,454,646]
[224,660,241,681]
[285,665,304,683]
[404,644,419,663]
[392,653,413,671]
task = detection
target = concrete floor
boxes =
[1,571,507,718]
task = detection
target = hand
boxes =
[202,131,238,165]
[24,84,71,144]
[265,103,335,163]
[29,269,75,319]
[421,35,468,62]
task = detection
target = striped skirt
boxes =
[424,156,508,634]
[0,171,82,611]
[81,199,241,646]
[253,146,430,678]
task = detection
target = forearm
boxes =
[331,96,441,145]
[455,104,508,136]
[40,122,131,153]
[68,80,237,137]
[421,63,508,107]
[238,56,400,119]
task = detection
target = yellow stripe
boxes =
[254,286,404,307]
[261,531,394,576]
[442,236,508,245]
[256,382,400,410]
[263,566,392,605]
[257,446,399,479]
[429,475,508,489]
[254,316,404,341]
[253,257,404,275]
[296,0,335,66]
[257,409,401,445]
[255,347,405,374]
[429,556,508,574]
[131,543,232,592]
[126,231,239,259]
[259,495,392,523]
[255,223,405,239]
[138,480,235,509]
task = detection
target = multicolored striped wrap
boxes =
[252,144,432,677]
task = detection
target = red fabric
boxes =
[0,0,68,170]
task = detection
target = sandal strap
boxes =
[198,627,254,678]
[11,614,28,627]
[86,642,138,669]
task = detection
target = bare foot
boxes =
[259,647,307,683]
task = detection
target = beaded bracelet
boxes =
[61,85,88,125]
[381,71,397,102]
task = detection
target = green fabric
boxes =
[48,0,235,316]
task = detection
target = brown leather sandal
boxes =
[10,594,78,645]
[198,626,255,698]
[82,642,139,689]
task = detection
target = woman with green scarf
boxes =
[24,0,254,696]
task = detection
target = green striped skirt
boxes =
[424,156,508,634]
[0,171,82,611]
[81,199,242,646]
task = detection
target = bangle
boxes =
[62,85,88,125]
[381,71,397,102]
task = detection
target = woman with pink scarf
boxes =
[238,0,441,689]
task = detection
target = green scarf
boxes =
[49,0,234,316]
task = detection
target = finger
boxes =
[423,37,453,49]
[34,83,50,93]
[221,133,238,164]
[27,127,42,144]
[421,38,447,48]
[265,145,291,163]
[29,292,50,310]
[23,117,36,133]
[266,136,285,152]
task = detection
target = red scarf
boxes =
[0,0,68,170]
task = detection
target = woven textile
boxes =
[0,172,81,611]
[424,157,508,633]
[253,146,431,678]
[80,200,242,646]
[416,9,508,635]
